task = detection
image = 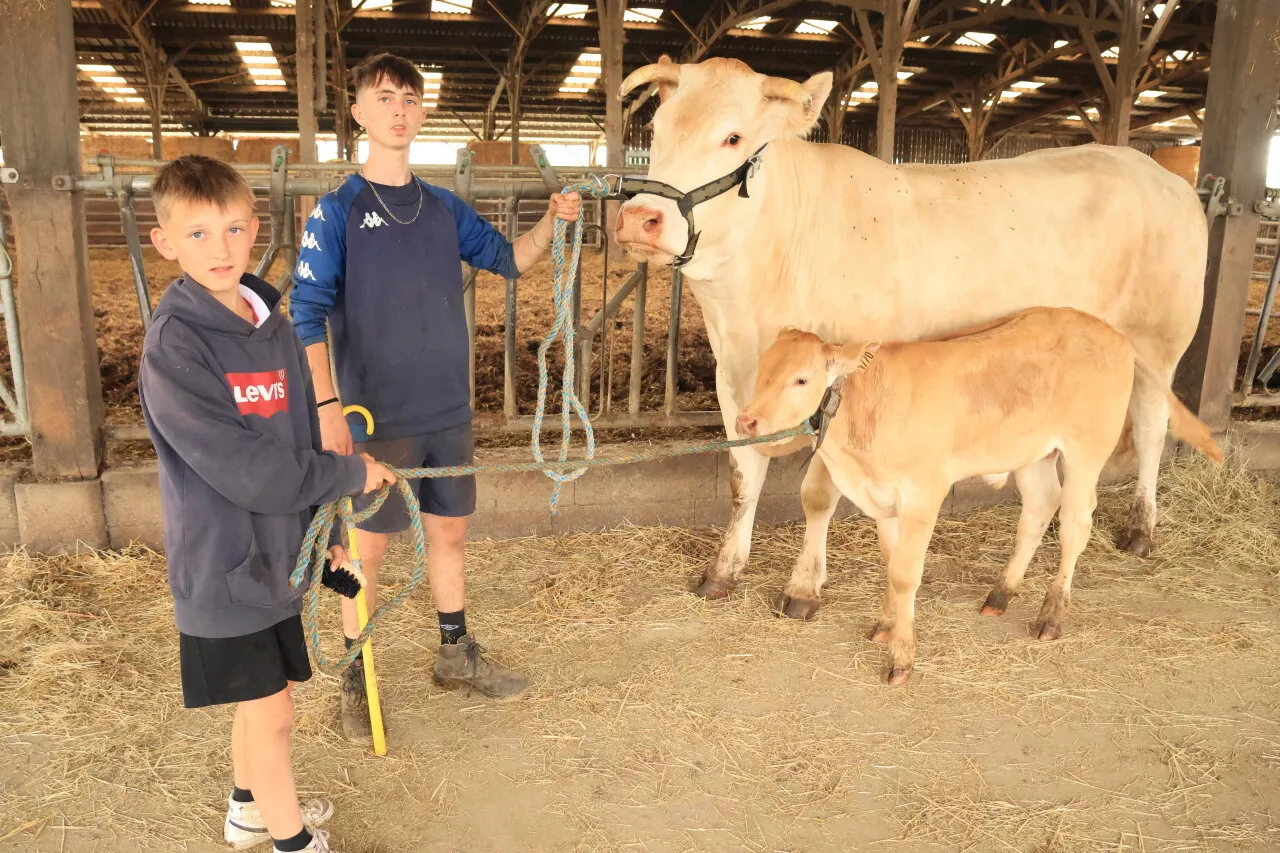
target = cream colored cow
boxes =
[736,308,1222,683]
[614,57,1208,616]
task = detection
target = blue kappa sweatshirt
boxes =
[289,174,520,441]
[139,273,368,638]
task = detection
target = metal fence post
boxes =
[456,148,478,409]
[255,145,289,280]
[117,177,153,330]
[0,210,27,435]
[503,194,519,421]
[628,262,648,417]
[664,266,683,417]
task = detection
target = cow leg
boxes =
[1116,363,1172,557]
[867,501,942,686]
[875,516,899,565]
[981,454,1062,616]
[1034,460,1101,641]
[695,445,770,599]
[775,454,842,621]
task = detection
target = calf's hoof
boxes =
[773,593,821,621]
[693,576,736,600]
[1115,528,1153,558]
[1032,620,1062,641]
[980,589,1009,617]
[884,666,913,686]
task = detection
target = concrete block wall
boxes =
[2,424,1278,555]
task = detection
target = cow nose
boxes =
[736,413,759,437]
[616,204,664,242]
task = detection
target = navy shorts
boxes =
[179,615,311,708]
[353,421,476,533]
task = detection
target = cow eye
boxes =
[725,133,742,147]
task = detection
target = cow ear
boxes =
[803,72,833,123]
[656,54,678,103]
[780,71,832,136]
[824,341,879,377]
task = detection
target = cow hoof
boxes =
[885,666,913,686]
[1115,528,1153,558]
[1033,620,1062,641]
[867,623,891,644]
[693,576,736,600]
[980,590,1009,617]
[774,594,821,621]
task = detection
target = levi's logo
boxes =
[226,369,289,418]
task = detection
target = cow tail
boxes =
[1133,355,1224,464]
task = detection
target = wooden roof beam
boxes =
[98,0,207,117]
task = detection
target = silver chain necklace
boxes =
[361,171,424,225]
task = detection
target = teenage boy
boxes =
[290,53,582,742]
[140,154,396,853]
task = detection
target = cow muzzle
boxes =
[615,199,682,262]
[735,411,761,438]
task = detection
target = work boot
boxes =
[339,660,372,745]
[433,633,527,700]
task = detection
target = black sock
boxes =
[231,786,254,804]
[438,610,467,645]
[273,827,312,852]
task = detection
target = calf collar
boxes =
[604,143,768,269]
[802,347,879,470]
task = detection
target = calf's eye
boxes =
[725,133,742,147]
[795,378,808,386]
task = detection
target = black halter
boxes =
[802,384,843,470]
[603,144,768,268]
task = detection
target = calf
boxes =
[737,307,1221,685]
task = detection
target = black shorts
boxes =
[179,615,312,709]
[353,421,477,533]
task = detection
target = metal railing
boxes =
[59,146,714,442]
[0,210,28,437]
[1237,189,1280,406]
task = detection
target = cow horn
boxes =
[760,76,808,106]
[619,62,681,100]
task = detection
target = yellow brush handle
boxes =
[341,404,386,756]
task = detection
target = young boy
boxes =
[139,155,396,853]
[290,53,582,741]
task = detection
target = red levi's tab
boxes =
[226,369,289,418]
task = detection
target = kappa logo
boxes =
[309,204,325,221]
[360,211,387,229]
[226,369,289,418]
[299,231,321,251]
[296,260,316,281]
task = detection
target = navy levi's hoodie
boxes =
[139,273,367,638]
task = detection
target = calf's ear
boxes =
[823,341,880,378]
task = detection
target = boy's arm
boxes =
[140,343,367,515]
[290,195,353,454]
[433,185,581,277]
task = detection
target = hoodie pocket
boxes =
[225,538,294,606]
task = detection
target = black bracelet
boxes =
[317,397,340,409]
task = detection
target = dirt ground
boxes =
[2,453,1279,852]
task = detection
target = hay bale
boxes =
[160,135,235,161]
[234,137,300,164]
[80,134,153,161]
[1152,144,1201,186]
[466,139,535,166]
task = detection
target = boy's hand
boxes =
[319,404,354,456]
[359,453,396,494]
[549,190,582,222]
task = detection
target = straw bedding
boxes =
[2,449,1279,852]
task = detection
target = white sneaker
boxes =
[277,828,334,852]
[224,796,334,850]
